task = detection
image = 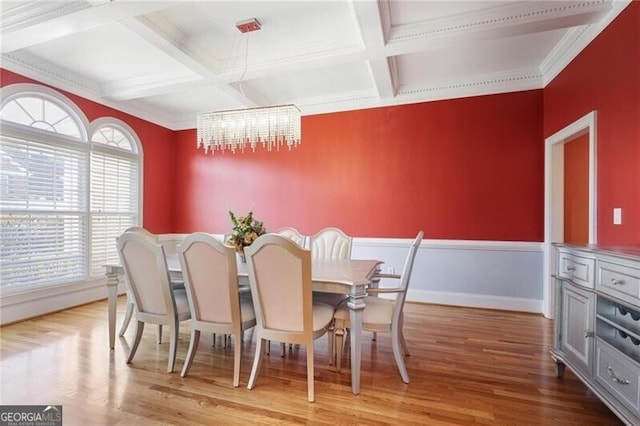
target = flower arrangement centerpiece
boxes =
[227,210,266,262]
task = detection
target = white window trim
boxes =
[0,84,142,322]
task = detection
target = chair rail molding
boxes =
[1,236,545,325]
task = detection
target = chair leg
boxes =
[391,322,409,383]
[248,338,266,390]
[335,327,344,373]
[399,314,409,356]
[306,342,315,402]
[180,329,201,378]
[327,322,334,365]
[118,300,135,337]
[127,320,145,364]
[233,330,242,387]
[212,333,216,347]
[280,342,286,357]
[157,324,163,344]
[167,319,179,373]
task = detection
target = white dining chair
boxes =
[273,226,308,355]
[117,227,156,337]
[178,232,256,386]
[309,227,352,260]
[117,227,184,344]
[117,231,191,373]
[245,234,334,402]
[333,230,423,383]
[275,226,307,248]
[309,227,353,362]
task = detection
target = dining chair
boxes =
[309,227,352,260]
[117,226,158,338]
[275,226,307,248]
[245,234,334,402]
[117,227,184,343]
[178,233,256,386]
[273,226,307,355]
[117,231,191,373]
[333,230,423,383]
[309,227,353,362]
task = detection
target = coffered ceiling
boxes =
[0,1,631,130]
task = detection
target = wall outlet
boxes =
[613,207,622,225]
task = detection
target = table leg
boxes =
[347,293,366,395]
[106,269,120,349]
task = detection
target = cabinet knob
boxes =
[566,266,576,272]
[607,366,630,385]
[610,278,625,286]
[584,331,594,338]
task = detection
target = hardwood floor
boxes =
[0,298,623,425]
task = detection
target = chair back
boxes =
[275,227,306,247]
[309,227,352,260]
[245,234,312,341]
[178,232,240,325]
[392,231,424,323]
[123,226,157,240]
[117,231,176,321]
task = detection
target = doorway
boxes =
[542,111,597,318]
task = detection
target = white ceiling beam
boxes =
[102,47,368,101]
[115,13,268,108]
[384,0,612,57]
[348,0,397,99]
[120,14,215,78]
[0,1,177,54]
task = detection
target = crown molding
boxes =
[2,52,100,95]
[0,1,92,33]
[396,67,543,101]
[539,0,632,86]
[388,0,612,43]
[1,51,178,130]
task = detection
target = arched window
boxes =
[0,84,141,291]
[88,119,141,277]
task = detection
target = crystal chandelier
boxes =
[197,104,301,155]
[196,18,301,155]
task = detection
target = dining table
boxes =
[104,254,382,395]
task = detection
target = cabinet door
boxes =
[561,282,595,376]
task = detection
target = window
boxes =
[0,84,141,293]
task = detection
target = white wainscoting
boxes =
[0,235,544,325]
[353,238,544,314]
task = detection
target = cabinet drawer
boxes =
[559,252,595,289]
[597,260,640,305]
[595,339,640,414]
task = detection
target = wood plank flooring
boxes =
[0,298,623,425]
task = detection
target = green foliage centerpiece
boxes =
[227,211,266,262]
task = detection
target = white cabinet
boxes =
[559,282,594,376]
[552,245,640,426]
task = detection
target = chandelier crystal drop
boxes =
[197,104,301,155]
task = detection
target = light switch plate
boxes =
[613,207,622,225]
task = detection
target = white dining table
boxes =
[104,255,382,395]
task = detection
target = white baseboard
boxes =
[0,279,110,325]
[406,289,543,313]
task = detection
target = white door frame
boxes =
[542,110,597,318]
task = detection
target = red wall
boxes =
[0,69,176,233]
[564,134,589,245]
[544,2,640,244]
[174,91,544,240]
[9,5,637,243]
